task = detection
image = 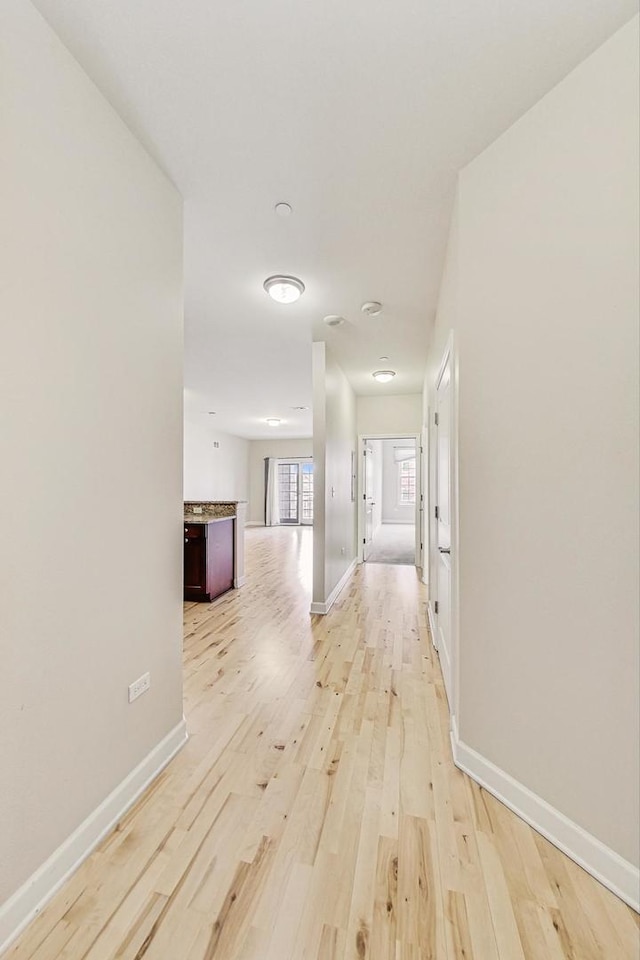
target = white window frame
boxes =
[397,455,417,506]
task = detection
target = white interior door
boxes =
[436,356,453,706]
[363,442,375,560]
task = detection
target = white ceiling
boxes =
[33,0,636,439]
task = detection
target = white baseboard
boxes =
[244,521,263,527]
[450,718,640,912]
[0,718,188,956]
[233,575,246,588]
[310,557,358,615]
[427,600,438,650]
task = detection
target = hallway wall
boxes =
[357,394,422,435]
[0,0,184,938]
[312,343,357,610]
[183,410,249,503]
[426,14,639,893]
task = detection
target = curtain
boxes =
[265,457,280,526]
[393,445,415,463]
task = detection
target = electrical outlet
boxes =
[128,672,151,703]
[193,506,203,514]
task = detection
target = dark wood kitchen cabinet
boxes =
[184,519,234,602]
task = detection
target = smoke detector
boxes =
[361,301,382,317]
[323,315,345,327]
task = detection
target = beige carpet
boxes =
[366,523,416,565]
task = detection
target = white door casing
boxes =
[434,341,454,711]
[358,434,421,565]
[363,441,375,560]
[418,426,428,575]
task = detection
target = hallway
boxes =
[7,527,638,959]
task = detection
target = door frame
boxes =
[357,433,422,567]
[428,331,460,724]
[273,457,313,525]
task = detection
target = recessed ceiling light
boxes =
[265,418,282,426]
[291,405,309,411]
[275,202,292,217]
[263,275,305,303]
[361,301,382,317]
[378,356,389,362]
[208,411,216,415]
[372,370,396,383]
[323,315,345,327]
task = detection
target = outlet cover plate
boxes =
[128,672,151,703]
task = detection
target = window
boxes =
[301,462,314,522]
[398,457,416,505]
[278,462,299,523]
[276,460,314,524]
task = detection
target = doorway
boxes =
[360,436,420,566]
[430,333,456,718]
[276,460,314,525]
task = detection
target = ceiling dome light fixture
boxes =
[372,370,396,383]
[265,417,282,426]
[263,275,305,304]
[361,301,382,317]
[274,202,292,217]
[323,315,345,327]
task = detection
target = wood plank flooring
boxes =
[5,526,639,959]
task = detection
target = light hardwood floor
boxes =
[6,526,639,959]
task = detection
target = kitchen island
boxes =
[183,500,247,601]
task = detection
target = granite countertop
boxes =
[184,500,240,523]
[184,500,247,506]
[183,515,234,525]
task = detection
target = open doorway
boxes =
[361,437,419,565]
[265,458,313,526]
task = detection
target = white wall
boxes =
[381,440,415,524]
[247,438,312,524]
[312,343,357,609]
[183,411,249,503]
[0,0,184,930]
[426,14,639,884]
[357,394,422,435]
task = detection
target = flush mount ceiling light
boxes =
[265,418,282,426]
[372,370,396,383]
[291,405,309,411]
[274,202,292,217]
[263,275,305,304]
[361,301,382,317]
[323,315,345,327]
